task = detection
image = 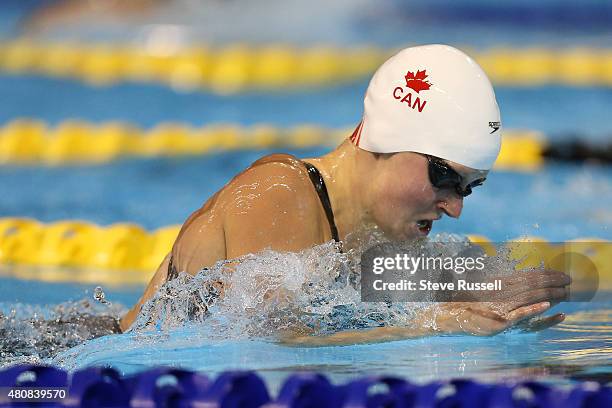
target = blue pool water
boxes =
[1,275,610,391]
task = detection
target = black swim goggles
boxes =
[425,154,486,197]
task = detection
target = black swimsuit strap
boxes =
[303,161,340,243]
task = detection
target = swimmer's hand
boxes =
[280,269,570,346]
[434,301,564,336]
[434,269,571,336]
[280,305,565,347]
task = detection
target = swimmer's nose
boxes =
[437,195,463,218]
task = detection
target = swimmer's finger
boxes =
[454,271,570,303]
[482,284,568,307]
[516,313,565,332]
[524,270,571,287]
[505,301,551,323]
[505,270,571,290]
[505,287,569,311]
[499,271,571,299]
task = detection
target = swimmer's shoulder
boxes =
[219,153,329,255]
[221,153,318,209]
[169,154,319,274]
[195,153,316,216]
[248,153,310,175]
[224,153,314,195]
[186,154,306,214]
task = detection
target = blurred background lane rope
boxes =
[0,216,609,281]
[0,41,611,92]
[1,119,611,167]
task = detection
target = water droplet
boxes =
[93,286,110,305]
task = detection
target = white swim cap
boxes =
[350,44,502,170]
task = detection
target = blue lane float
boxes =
[0,365,610,407]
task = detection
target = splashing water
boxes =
[130,229,401,337]
[128,229,517,339]
[1,229,523,368]
[93,286,111,306]
[0,298,123,367]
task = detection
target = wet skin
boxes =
[120,138,570,342]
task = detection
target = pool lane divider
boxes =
[0,365,610,407]
[2,119,610,169]
[0,217,610,285]
[0,218,178,283]
[1,41,612,91]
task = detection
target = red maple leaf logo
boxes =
[405,69,432,93]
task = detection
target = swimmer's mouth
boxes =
[416,219,433,235]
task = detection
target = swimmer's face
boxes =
[368,152,487,240]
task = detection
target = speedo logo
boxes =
[489,121,500,134]
[392,69,432,113]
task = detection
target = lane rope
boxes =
[0,41,611,91]
[0,218,609,284]
[1,365,610,406]
[2,365,610,406]
[0,41,387,92]
[0,218,179,283]
[3,119,610,169]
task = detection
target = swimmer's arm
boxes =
[119,253,172,332]
[280,300,564,346]
[279,306,447,347]
[280,325,436,347]
[283,269,571,346]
